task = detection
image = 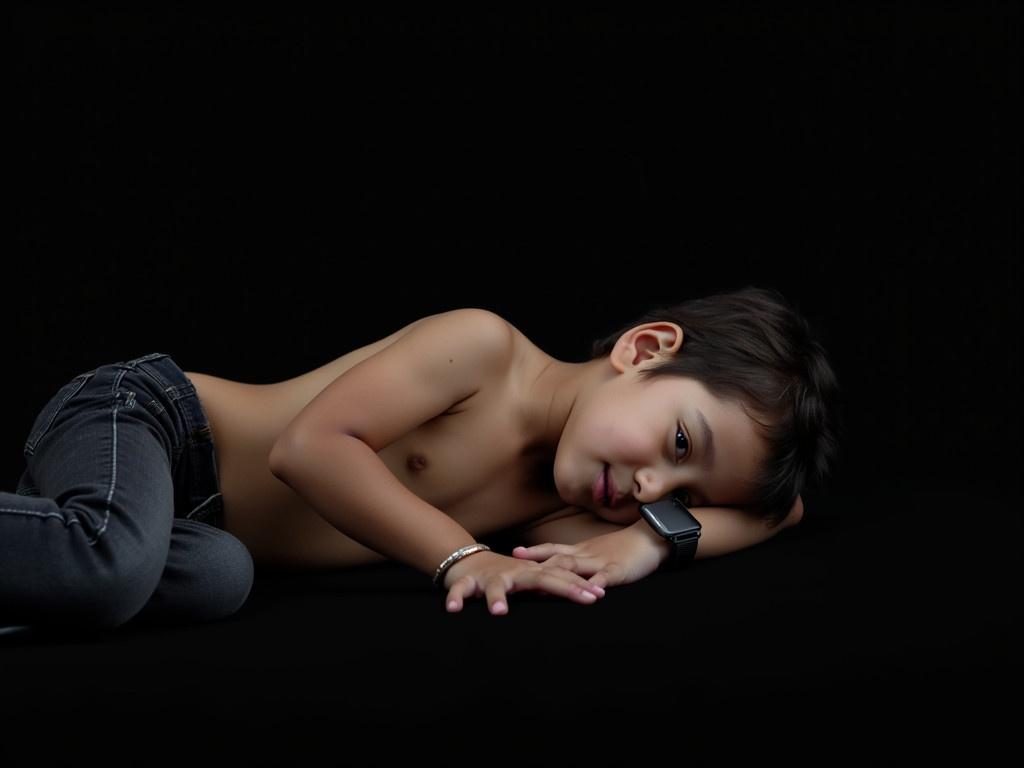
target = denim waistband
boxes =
[115,352,225,529]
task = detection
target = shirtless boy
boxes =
[191,285,841,615]
[1,286,840,631]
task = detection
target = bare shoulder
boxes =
[411,307,515,372]
[431,308,514,346]
[272,307,516,454]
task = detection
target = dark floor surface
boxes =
[1,489,1020,765]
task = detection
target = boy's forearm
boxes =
[269,433,476,578]
[629,504,798,562]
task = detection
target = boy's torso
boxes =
[183,312,565,568]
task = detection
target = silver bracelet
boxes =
[433,543,491,588]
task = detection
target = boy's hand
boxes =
[442,550,606,615]
[511,525,662,591]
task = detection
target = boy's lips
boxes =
[593,465,607,507]
[593,464,620,507]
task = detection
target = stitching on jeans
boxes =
[135,362,166,389]
[79,368,129,545]
[0,508,90,527]
[7,367,135,545]
[135,364,188,456]
[143,398,165,416]
[23,373,94,456]
[90,368,134,542]
[135,359,194,403]
[186,491,222,522]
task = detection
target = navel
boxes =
[407,453,429,472]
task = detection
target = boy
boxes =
[269,285,842,616]
[1,285,839,632]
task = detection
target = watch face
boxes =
[640,495,702,537]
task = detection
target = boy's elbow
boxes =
[268,442,290,478]
[269,433,305,477]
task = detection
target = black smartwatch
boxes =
[639,495,702,569]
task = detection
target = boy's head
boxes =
[568,285,842,528]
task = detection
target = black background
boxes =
[5,4,1021,765]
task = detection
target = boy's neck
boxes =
[516,351,611,455]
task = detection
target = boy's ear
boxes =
[610,322,684,372]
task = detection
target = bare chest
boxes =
[378,382,561,535]
[183,324,561,568]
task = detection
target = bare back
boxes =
[183,311,564,568]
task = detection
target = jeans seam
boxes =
[81,367,135,545]
[134,364,191,458]
[0,508,89,526]
[0,506,98,552]
[185,491,222,524]
[136,361,195,404]
[134,363,170,396]
[23,373,94,457]
[11,358,162,549]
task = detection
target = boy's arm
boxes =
[518,508,632,546]
[269,309,515,578]
[634,495,805,562]
[519,496,804,559]
[512,497,805,586]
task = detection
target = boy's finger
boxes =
[512,545,542,559]
[513,543,567,559]
[587,573,608,591]
[484,583,509,615]
[533,571,600,604]
[551,565,605,597]
[445,577,471,612]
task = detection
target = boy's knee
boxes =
[207,535,255,618]
[78,554,168,630]
[131,528,254,627]
[177,538,253,623]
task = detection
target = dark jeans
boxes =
[1,352,254,631]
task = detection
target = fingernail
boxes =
[591,586,605,596]
[581,591,596,601]
[447,601,458,611]
[493,601,506,613]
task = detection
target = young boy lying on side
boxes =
[268,285,842,615]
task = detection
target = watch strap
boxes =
[665,530,700,570]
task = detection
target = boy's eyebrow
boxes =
[696,408,715,468]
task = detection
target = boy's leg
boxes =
[15,466,39,496]
[128,517,254,627]
[0,473,44,637]
[0,365,175,630]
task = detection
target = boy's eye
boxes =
[674,423,693,506]
[675,422,691,461]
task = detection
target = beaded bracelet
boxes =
[433,543,491,588]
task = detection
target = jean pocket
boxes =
[23,371,97,457]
